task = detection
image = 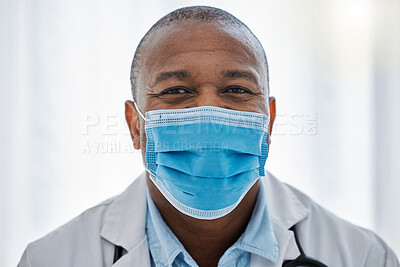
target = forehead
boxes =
[140,21,266,78]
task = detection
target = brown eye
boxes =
[161,87,191,95]
[222,86,254,94]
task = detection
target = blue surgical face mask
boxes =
[135,104,270,220]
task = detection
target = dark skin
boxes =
[125,21,276,267]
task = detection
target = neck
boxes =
[146,176,260,267]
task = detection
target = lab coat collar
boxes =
[263,171,310,230]
[101,171,310,266]
[100,172,150,266]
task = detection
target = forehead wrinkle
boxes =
[151,70,191,87]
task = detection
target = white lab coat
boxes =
[18,171,399,267]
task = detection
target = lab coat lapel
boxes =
[111,235,151,267]
[100,172,151,267]
[250,171,310,266]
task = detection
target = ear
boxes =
[267,97,276,146]
[125,100,141,149]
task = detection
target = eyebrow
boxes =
[151,69,259,87]
[152,70,190,86]
[222,70,258,84]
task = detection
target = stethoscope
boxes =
[282,225,327,267]
[113,224,327,266]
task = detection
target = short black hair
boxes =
[130,6,269,101]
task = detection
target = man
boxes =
[19,6,399,267]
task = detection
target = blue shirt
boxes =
[145,178,279,267]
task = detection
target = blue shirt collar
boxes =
[232,178,279,262]
[146,187,197,266]
[145,178,279,266]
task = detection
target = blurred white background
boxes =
[1,0,399,265]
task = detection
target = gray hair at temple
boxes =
[129,6,270,101]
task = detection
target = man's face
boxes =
[126,21,275,157]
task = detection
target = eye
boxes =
[160,87,191,95]
[222,86,254,94]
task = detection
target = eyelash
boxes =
[221,86,254,95]
[159,86,254,95]
[159,87,192,95]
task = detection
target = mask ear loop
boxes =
[132,100,153,177]
[133,101,173,199]
[133,100,146,121]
